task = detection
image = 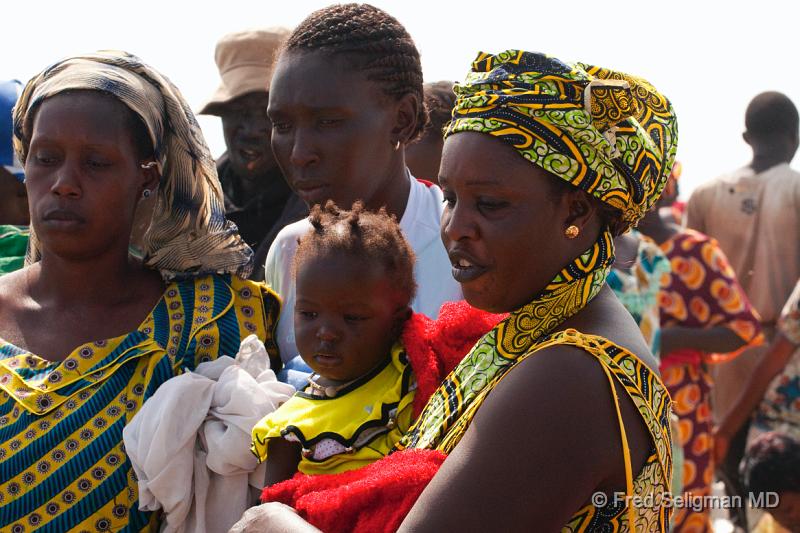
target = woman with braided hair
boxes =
[234,49,678,533]
[264,3,462,366]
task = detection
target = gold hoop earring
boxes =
[565,225,580,239]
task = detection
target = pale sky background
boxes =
[2,0,798,198]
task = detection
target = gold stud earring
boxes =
[565,225,580,239]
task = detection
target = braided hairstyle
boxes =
[295,200,417,306]
[283,3,427,141]
[420,81,455,140]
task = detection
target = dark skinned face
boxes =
[219,91,277,180]
[24,92,152,261]
[267,51,400,209]
[0,168,29,225]
[439,132,591,314]
[294,253,407,382]
[405,133,443,183]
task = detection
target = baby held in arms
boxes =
[252,201,418,484]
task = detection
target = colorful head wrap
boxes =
[13,51,253,279]
[444,50,678,232]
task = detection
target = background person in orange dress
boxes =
[639,183,763,532]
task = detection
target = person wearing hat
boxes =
[0,79,29,274]
[200,29,306,280]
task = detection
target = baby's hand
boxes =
[228,502,321,533]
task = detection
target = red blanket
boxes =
[262,449,446,532]
[401,301,506,418]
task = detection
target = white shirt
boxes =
[686,163,800,323]
[265,175,463,362]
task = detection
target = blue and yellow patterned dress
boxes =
[0,274,279,532]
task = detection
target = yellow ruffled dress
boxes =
[252,344,415,475]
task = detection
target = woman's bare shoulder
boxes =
[481,340,619,434]
[0,267,32,341]
[560,286,660,373]
[0,267,29,305]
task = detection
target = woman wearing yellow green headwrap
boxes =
[396,48,677,532]
[239,49,677,533]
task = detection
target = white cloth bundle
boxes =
[123,335,295,533]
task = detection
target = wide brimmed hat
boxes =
[199,28,289,115]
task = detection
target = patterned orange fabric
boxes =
[658,229,762,532]
[663,363,714,532]
[659,229,763,367]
